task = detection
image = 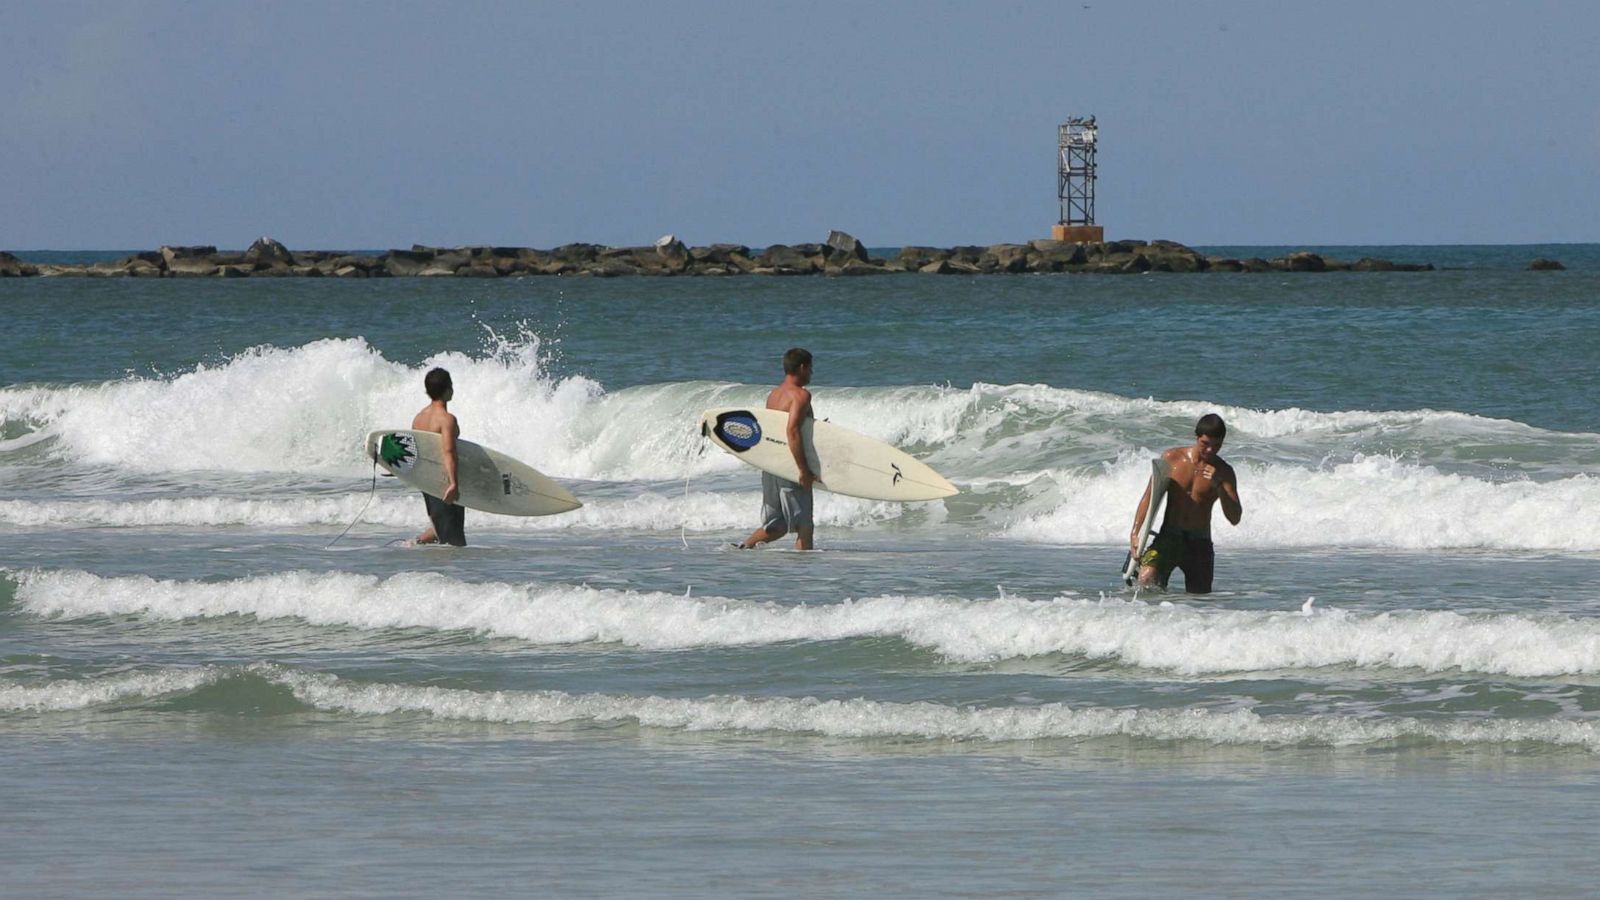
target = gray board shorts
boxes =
[760,472,814,532]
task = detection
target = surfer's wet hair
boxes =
[424,367,453,400]
[783,347,813,375]
[1195,413,1226,440]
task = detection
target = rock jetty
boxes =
[1,233,1436,278]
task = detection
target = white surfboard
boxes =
[365,429,581,516]
[1122,457,1172,585]
[700,407,957,502]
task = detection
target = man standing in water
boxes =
[1129,413,1243,592]
[736,347,818,550]
[413,367,465,547]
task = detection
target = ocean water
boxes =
[4,253,1600,896]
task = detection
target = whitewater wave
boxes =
[0,668,218,712]
[6,455,1600,553]
[7,335,1600,551]
[7,664,1600,751]
[15,569,1600,677]
[1003,454,1600,551]
[5,335,1598,483]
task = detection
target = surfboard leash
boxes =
[326,460,380,549]
[680,471,692,550]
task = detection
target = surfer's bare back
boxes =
[1129,413,1243,593]
[736,347,817,551]
[413,367,465,547]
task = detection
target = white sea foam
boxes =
[278,670,1600,750]
[7,336,1600,550]
[5,336,1594,483]
[8,664,1596,750]
[16,569,1600,677]
[0,667,220,711]
[0,488,904,532]
[1002,454,1600,551]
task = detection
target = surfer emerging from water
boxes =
[412,367,466,547]
[1129,413,1242,593]
[736,347,817,551]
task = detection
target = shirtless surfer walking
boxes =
[413,367,465,547]
[735,348,817,551]
[1129,413,1242,593]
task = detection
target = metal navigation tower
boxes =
[1053,117,1104,242]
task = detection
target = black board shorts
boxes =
[1140,526,1214,593]
[423,494,467,547]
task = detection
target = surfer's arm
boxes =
[786,390,816,489]
[1218,466,1242,525]
[440,417,460,503]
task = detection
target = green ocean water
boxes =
[4,249,1600,895]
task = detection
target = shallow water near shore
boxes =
[5,248,1600,895]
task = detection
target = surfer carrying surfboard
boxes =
[411,367,466,547]
[1128,414,1243,593]
[735,348,818,551]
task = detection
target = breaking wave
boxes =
[15,569,1600,677]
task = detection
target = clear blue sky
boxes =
[4,0,1596,249]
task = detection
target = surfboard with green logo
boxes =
[365,429,581,516]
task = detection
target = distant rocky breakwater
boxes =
[0,232,1439,279]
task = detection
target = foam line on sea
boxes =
[6,663,1600,752]
[14,568,1600,677]
[5,456,1600,551]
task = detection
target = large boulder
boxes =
[897,246,950,269]
[1027,240,1089,272]
[552,243,603,264]
[650,235,692,273]
[827,259,888,276]
[490,254,529,276]
[980,244,1030,273]
[691,244,755,272]
[159,245,217,269]
[1143,243,1207,272]
[1529,258,1566,271]
[588,259,638,277]
[654,234,689,258]
[756,244,817,273]
[383,249,435,276]
[1276,251,1326,272]
[825,229,869,263]
[0,251,39,277]
[245,236,295,267]
[326,254,381,273]
[167,256,220,277]
[948,246,985,266]
[921,259,983,275]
